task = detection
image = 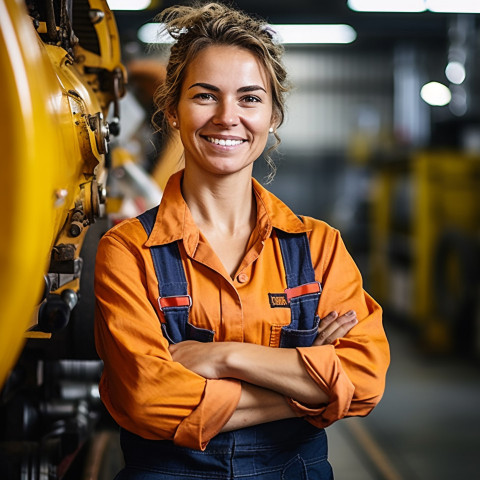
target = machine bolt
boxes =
[69,221,84,237]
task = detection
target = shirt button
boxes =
[237,273,249,283]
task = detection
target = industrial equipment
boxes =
[370,151,480,354]
[0,0,126,477]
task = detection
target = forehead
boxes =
[182,45,270,90]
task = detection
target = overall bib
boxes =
[114,207,333,480]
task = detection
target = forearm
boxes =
[220,382,296,432]
[169,310,359,409]
[223,343,329,406]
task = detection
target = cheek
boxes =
[249,111,274,133]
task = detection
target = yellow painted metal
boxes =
[370,166,396,306]
[0,0,57,387]
[370,158,412,316]
[0,0,125,387]
[77,0,123,72]
[370,150,480,352]
[412,151,480,350]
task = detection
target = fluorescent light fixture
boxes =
[137,23,174,43]
[274,24,357,44]
[138,23,357,45]
[348,0,426,12]
[426,0,480,13]
[420,82,451,106]
[349,0,480,13]
[107,0,151,10]
[445,61,466,84]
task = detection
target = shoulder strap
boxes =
[275,228,321,302]
[138,207,189,300]
[137,207,191,343]
[276,229,316,287]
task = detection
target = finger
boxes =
[336,310,357,326]
[315,311,357,345]
[318,310,351,337]
[319,311,338,328]
[323,315,358,345]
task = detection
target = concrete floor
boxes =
[328,321,480,479]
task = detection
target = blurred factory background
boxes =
[111,1,480,478]
[1,0,479,478]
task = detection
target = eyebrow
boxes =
[188,82,267,93]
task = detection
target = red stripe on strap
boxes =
[158,295,192,311]
[284,282,321,302]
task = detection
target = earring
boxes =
[269,127,274,133]
[172,121,177,128]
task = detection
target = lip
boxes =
[201,134,246,141]
[201,134,247,148]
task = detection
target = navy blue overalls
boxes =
[115,206,333,480]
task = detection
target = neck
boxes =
[182,166,255,235]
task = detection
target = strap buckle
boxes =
[284,282,322,303]
[158,295,192,312]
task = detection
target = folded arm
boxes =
[170,310,358,431]
[171,227,390,431]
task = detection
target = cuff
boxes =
[287,345,355,428]
[173,378,241,450]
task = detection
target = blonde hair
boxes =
[152,1,290,181]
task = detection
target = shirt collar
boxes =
[251,177,310,236]
[144,170,309,250]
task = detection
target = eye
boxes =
[241,95,261,104]
[193,92,216,101]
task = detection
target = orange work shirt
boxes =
[94,170,390,451]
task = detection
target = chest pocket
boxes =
[138,207,321,347]
[275,229,322,347]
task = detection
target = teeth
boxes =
[207,137,243,146]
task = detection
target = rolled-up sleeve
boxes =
[94,225,241,449]
[287,223,389,427]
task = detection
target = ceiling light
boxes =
[348,0,426,12]
[138,23,357,45]
[137,23,173,43]
[445,62,466,84]
[349,0,480,13]
[420,82,451,106]
[274,25,357,44]
[426,0,480,13]
[107,0,151,10]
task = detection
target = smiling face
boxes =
[170,45,275,178]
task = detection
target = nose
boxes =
[212,99,239,127]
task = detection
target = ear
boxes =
[270,111,280,132]
[166,108,179,129]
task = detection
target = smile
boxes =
[205,136,245,146]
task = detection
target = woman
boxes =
[94,2,390,479]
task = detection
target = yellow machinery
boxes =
[371,151,480,354]
[0,0,126,477]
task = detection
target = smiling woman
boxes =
[171,45,274,181]
[94,2,390,479]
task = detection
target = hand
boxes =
[313,310,357,346]
[169,340,228,379]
